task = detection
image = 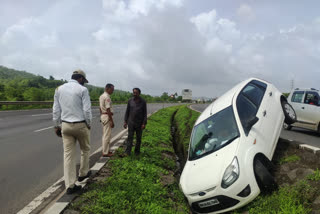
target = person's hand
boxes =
[141,124,146,130]
[123,122,127,129]
[110,121,115,128]
[54,126,62,137]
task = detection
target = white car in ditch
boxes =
[180,78,296,214]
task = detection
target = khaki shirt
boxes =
[99,92,113,124]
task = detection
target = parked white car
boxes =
[180,78,296,214]
[285,88,320,133]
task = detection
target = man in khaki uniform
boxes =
[99,83,115,157]
[53,69,92,194]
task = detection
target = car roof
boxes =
[195,77,263,126]
[292,88,319,92]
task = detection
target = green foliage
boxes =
[70,106,189,214]
[279,154,301,164]
[283,93,290,98]
[307,168,320,181]
[0,66,182,110]
[174,105,200,156]
[234,180,314,214]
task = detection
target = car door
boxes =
[299,91,320,130]
[236,80,273,156]
[289,91,309,128]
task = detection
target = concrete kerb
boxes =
[32,112,156,214]
[17,129,128,214]
[279,137,320,156]
[43,130,128,214]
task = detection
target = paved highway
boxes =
[191,103,320,148]
[0,103,177,214]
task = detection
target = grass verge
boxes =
[68,105,199,214]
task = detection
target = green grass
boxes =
[234,179,315,214]
[69,105,197,214]
[69,105,319,214]
[307,168,320,181]
[279,154,301,164]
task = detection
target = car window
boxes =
[291,91,304,103]
[189,106,239,160]
[242,84,265,106]
[304,92,319,105]
[236,81,266,135]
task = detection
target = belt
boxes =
[62,120,85,124]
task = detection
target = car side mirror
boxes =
[246,116,259,130]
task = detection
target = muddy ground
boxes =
[272,139,320,212]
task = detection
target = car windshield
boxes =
[189,106,240,160]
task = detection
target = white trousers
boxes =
[102,121,112,154]
[62,122,90,189]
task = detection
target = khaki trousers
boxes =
[102,121,112,154]
[62,122,90,189]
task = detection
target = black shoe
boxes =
[66,185,82,194]
[78,170,92,182]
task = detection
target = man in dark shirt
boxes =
[123,88,147,156]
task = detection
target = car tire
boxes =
[281,100,296,125]
[254,159,278,193]
[283,123,292,130]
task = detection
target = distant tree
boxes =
[49,75,55,80]
[160,92,169,101]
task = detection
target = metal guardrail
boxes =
[0,101,100,105]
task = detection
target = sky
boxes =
[1,0,320,98]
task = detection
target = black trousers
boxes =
[125,124,143,155]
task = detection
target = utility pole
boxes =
[291,79,294,90]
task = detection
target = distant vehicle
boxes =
[182,89,192,102]
[285,88,320,133]
[179,78,296,214]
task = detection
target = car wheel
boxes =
[281,100,296,125]
[283,123,292,130]
[254,159,278,193]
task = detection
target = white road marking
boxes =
[31,113,52,117]
[34,126,54,132]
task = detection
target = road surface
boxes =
[0,103,176,214]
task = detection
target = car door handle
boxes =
[263,110,267,117]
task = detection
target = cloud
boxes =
[0,1,320,98]
[237,3,255,22]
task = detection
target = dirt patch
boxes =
[272,139,320,211]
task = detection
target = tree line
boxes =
[0,66,182,103]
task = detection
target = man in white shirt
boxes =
[99,83,115,157]
[53,69,92,194]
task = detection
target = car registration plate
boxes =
[198,198,219,208]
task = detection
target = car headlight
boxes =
[221,156,239,189]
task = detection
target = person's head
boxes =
[72,69,88,85]
[105,83,114,95]
[133,88,141,98]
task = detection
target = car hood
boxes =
[180,138,239,195]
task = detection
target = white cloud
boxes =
[1,1,320,97]
[237,4,255,22]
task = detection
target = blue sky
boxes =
[1,0,320,97]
